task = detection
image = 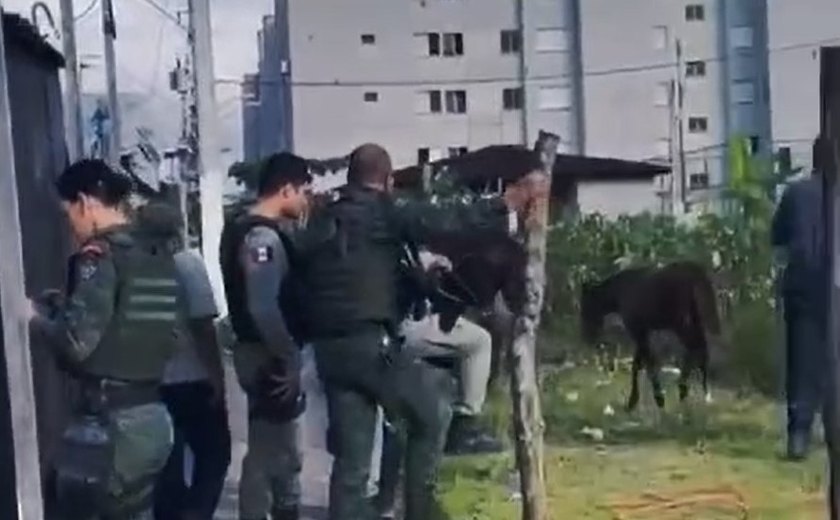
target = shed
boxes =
[1,12,71,518]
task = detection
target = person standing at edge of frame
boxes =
[137,202,232,520]
[28,159,178,520]
[301,143,546,520]
[219,152,313,520]
[772,135,831,461]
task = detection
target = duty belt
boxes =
[80,378,160,413]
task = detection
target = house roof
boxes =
[393,144,671,193]
[2,13,65,69]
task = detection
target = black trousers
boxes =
[154,381,231,520]
[784,299,827,437]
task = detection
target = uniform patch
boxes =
[250,245,274,264]
[77,258,99,281]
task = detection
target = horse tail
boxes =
[691,273,721,336]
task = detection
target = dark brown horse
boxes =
[580,261,722,410]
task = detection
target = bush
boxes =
[542,209,779,397]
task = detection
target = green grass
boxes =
[439,364,828,520]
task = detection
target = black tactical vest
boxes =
[75,227,180,382]
[303,187,405,337]
[220,214,306,344]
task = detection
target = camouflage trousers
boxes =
[60,403,173,520]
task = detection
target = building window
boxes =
[731,26,754,49]
[689,173,710,190]
[445,90,467,113]
[750,135,761,154]
[415,90,443,113]
[688,116,708,133]
[652,26,668,50]
[442,32,464,57]
[427,33,441,56]
[363,92,379,103]
[685,4,705,21]
[732,80,755,104]
[361,34,376,45]
[500,30,522,55]
[503,87,524,110]
[535,28,569,52]
[448,146,468,158]
[418,148,430,164]
[686,60,706,77]
[538,86,571,110]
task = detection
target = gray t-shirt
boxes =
[164,248,220,385]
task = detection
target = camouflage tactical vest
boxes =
[79,228,179,382]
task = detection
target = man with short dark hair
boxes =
[219,152,313,520]
[772,136,830,461]
[303,143,545,520]
[139,202,232,520]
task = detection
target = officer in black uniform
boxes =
[219,152,312,520]
[302,143,544,520]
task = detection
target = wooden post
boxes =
[0,7,45,518]
[508,130,557,520]
[820,45,840,520]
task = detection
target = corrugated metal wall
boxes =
[1,13,73,519]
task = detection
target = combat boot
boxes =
[444,414,504,455]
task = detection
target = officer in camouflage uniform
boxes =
[29,160,178,519]
[219,152,312,520]
[302,143,544,520]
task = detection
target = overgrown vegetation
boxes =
[441,365,827,519]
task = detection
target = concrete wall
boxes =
[577,179,661,218]
[768,0,840,172]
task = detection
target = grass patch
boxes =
[439,365,827,519]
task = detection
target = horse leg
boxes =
[644,349,666,409]
[627,349,642,411]
[675,327,697,403]
[700,347,712,404]
[678,348,692,403]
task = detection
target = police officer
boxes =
[772,136,830,460]
[29,159,178,519]
[302,143,544,520]
[219,152,312,520]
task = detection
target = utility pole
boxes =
[514,0,528,146]
[188,0,227,314]
[0,4,45,518]
[101,0,120,164]
[820,45,840,520]
[59,0,83,162]
[670,38,687,215]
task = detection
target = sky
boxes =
[5,0,273,161]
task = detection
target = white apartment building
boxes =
[282,0,583,168]
[257,0,839,215]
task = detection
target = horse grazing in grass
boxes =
[580,261,722,411]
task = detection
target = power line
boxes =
[217,34,840,88]
[129,0,186,31]
[74,0,99,22]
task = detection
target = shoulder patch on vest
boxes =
[250,245,274,264]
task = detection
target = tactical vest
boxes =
[75,228,179,382]
[219,214,307,345]
[303,187,405,336]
